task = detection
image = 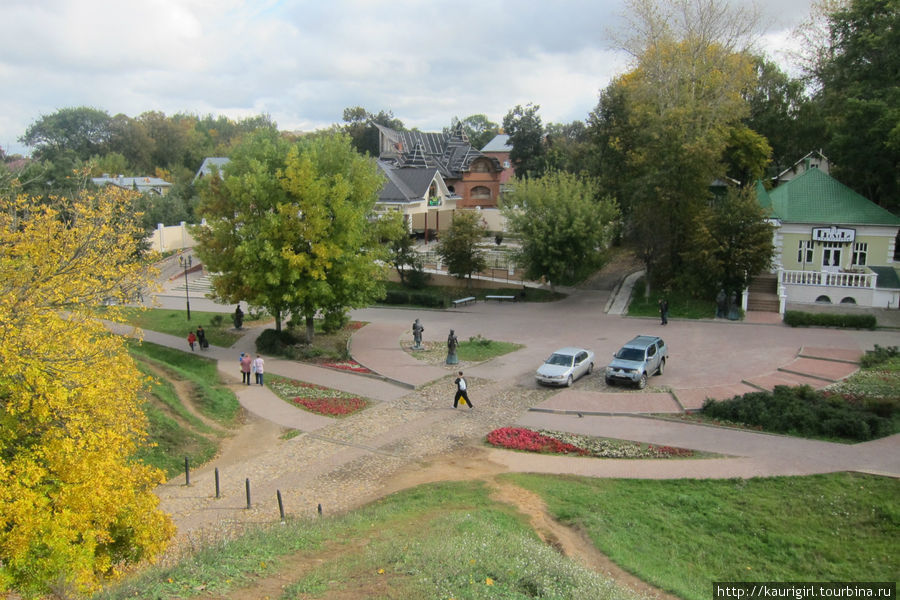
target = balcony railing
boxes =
[780,269,876,289]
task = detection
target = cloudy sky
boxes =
[1,0,815,156]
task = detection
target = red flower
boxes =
[293,396,367,416]
[486,427,588,455]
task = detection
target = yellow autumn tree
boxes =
[0,188,174,597]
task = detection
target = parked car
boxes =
[536,347,595,387]
[605,336,668,389]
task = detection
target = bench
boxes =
[485,295,517,303]
[452,296,476,307]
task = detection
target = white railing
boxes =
[780,269,876,289]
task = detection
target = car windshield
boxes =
[546,353,574,367]
[615,347,645,361]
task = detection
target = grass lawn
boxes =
[381,280,565,307]
[627,278,718,319]
[507,472,900,600]
[113,307,268,347]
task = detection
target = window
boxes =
[852,242,868,266]
[798,240,813,264]
[822,241,842,267]
[471,186,491,200]
[471,159,489,173]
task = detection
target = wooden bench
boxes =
[485,295,517,303]
[452,296,476,307]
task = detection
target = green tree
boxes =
[451,114,500,151]
[544,120,592,175]
[502,172,620,287]
[342,106,404,156]
[376,211,423,286]
[19,106,112,162]
[502,103,546,178]
[681,187,775,294]
[194,130,388,340]
[436,211,487,286]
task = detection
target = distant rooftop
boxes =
[481,134,511,153]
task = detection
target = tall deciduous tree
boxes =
[502,103,546,179]
[502,172,620,287]
[19,106,112,162]
[450,114,500,151]
[0,188,174,597]
[194,130,388,340]
[436,211,487,285]
[342,107,404,156]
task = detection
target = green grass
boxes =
[128,340,241,425]
[96,481,634,600]
[113,307,266,347]
[507,472,900,600]
[627,278,718,319]
[457,337,524,362]
[382,280,565,307]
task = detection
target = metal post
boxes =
[180,254,192,321]
[214,467,220,498]
[184,457,190,486]
[317,503,322,517]
[277,490,285,522]
[245,478,251,509]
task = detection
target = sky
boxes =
[1,0,816,157]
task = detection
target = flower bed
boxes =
[313,359,372,374]
[268,376,369,417]
[486,427,695,458]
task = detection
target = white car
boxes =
[535,347,595,387]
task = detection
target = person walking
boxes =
[240,352,252,385]
[453,371,472,409]
[252,354,265,385]
[187,331,196,351]
[658,298,669,326]
[196,325,208,350]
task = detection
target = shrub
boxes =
[322,309,349,334]
[784,311,877,329]
[255,328,303,355]
[382,290,409,305]
[859,345,900,368]
[405,265,431,289]
[468,334,491,347]
[209,314,224,327]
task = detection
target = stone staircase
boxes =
[747,273,779,312]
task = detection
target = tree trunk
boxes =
[274,310,282,332]
[305,315,315,343]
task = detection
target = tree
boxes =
[436,211,487,285]
[544,120,592,175]
[0,188,174,597]
[342,107,404,156]
[681,187,775,294]
[19,106,112,162]
[502,172,620,287]
[194,130,388,341]
[376,210,423,286]
[449,114,500,151]
[803,0,900,210]
[502,103,546,178]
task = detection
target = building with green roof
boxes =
[756,167,900,309]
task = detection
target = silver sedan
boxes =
[535,347,595,387]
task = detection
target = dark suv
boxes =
[605,335,668,389]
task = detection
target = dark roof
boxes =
[757,168,900,226]
[376,161,439,203]
[375,123,501,180]
[870,266,900,290]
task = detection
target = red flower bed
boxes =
[487,427,589,455]
[647,444,694,457]
[292,396,368,416]
[316,359,372,374]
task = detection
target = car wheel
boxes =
[566,375,573,387]
[587,362,594,375]
[605,377,614,386]
[637,372,648,389]
[657,359,665,376]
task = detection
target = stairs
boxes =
[747,274,779,312]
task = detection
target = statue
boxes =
[715,289,727,319]
[446,329,459,365]
[727,292,740,321]
[233,304,244,329]
[412,318,424,349]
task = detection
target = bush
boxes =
[255,328,303,355]
[405,265,431,289]
[468,334,491,347]
[209,314,224,327]
[784,311,877,329]
[701,385,894,441]
[322,309,349,334]
[860,345,900,368]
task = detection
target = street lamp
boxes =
[179,254,192,321]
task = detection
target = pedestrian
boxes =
[453,371,472,409]
[187,331,196,351]
[253,354,265,385]
[196,325,208,350]
[658,298,669,326]
[240,352,252,385]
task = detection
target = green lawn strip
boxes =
[505,472,900,600]
[134,361,218,435]
[98,481,634,600]
[112,307,267,347]
[128,341,241,425]
[627,278,717,319]
[457,338,524,362]
[267,374,370,417]
[133,399,217,479]
[381,280,565,306]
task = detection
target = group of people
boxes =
[239,352,265,385]
[186,325,209,351]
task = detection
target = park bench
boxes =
[452,296,477,307]
[485,295,517,303]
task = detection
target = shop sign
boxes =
[812,226,855,243]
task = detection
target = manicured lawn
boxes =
[507,472,900,600]
[113,307,267,347]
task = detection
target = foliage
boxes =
[544,120,593,175]
[449,114,500,151]
[0,189,174,596]
[626,279,717,318]
[701,385,895,441]
[859,345,900,369]
[487,428,591,455]
[502,171,620,286]
[267,376,368,417]
[502,103,546,178]
[113,307,261,348]
[456,339,523,362]
[376,210,425,286]
[194,130,388,339]
[679,186,774,295]
[341,106,404,156]
[511,472,899,600]
[783,311,877,330]
[436,211,487,284]
[20,106,112,162]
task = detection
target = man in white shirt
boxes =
[453,371,472,409]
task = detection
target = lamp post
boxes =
[179,254,192,321]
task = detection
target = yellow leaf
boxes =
[486,577,494,586]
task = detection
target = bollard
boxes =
[317,503,322,517]
[245,478,251,509]
[214,467,220,499]
[277,490,285,522]
[184,457,190,486]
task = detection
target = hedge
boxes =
[783,310,876,329]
